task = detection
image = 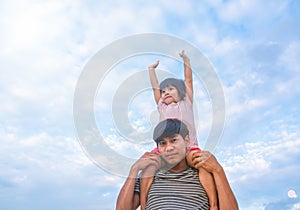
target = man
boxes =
[116,119,238,210]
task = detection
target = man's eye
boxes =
[159,141,166,146]
[171,138,178,143]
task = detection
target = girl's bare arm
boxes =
[148,60,161,104]
[179,50,193,102]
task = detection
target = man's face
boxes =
[157,133,189,167]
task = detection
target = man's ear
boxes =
[184,135,190,148]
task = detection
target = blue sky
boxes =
[1,0,300,209]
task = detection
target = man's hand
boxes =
[130,152,161,177]
[191,151,222,174]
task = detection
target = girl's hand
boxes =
[179,50,190,61]
[148,60,159,70]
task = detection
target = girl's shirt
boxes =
[157,94,198,146]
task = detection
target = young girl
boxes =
[140,50,218,210]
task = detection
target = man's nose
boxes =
[165,142,174,151]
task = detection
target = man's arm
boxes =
[192,151,239,210]
[116,152,161,210]
[212,165,239,210]
[116,164,140,210]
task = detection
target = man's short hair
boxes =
[153,119,189,144]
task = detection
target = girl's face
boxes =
[161,85,180,105]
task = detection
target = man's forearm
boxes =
[213,167,239,210]
[116,166,140,210]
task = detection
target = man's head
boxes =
[153,119,190,169]
[153,118,189,144]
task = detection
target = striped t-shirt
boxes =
[135,167,209,210]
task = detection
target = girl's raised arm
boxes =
[179,50,193,102]
[148,60,161,104]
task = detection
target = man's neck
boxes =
[168,159,188,173]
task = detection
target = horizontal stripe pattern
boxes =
[145,168,209,210]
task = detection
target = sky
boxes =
[0,0,300,209]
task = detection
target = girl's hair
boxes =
[159,78,186,100]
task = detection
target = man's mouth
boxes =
[166,153,177,159]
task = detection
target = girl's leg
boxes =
[186,149,218,209]
[140,165,156,210]
[199,168,218,210]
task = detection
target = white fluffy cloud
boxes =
[0,0,299,209]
